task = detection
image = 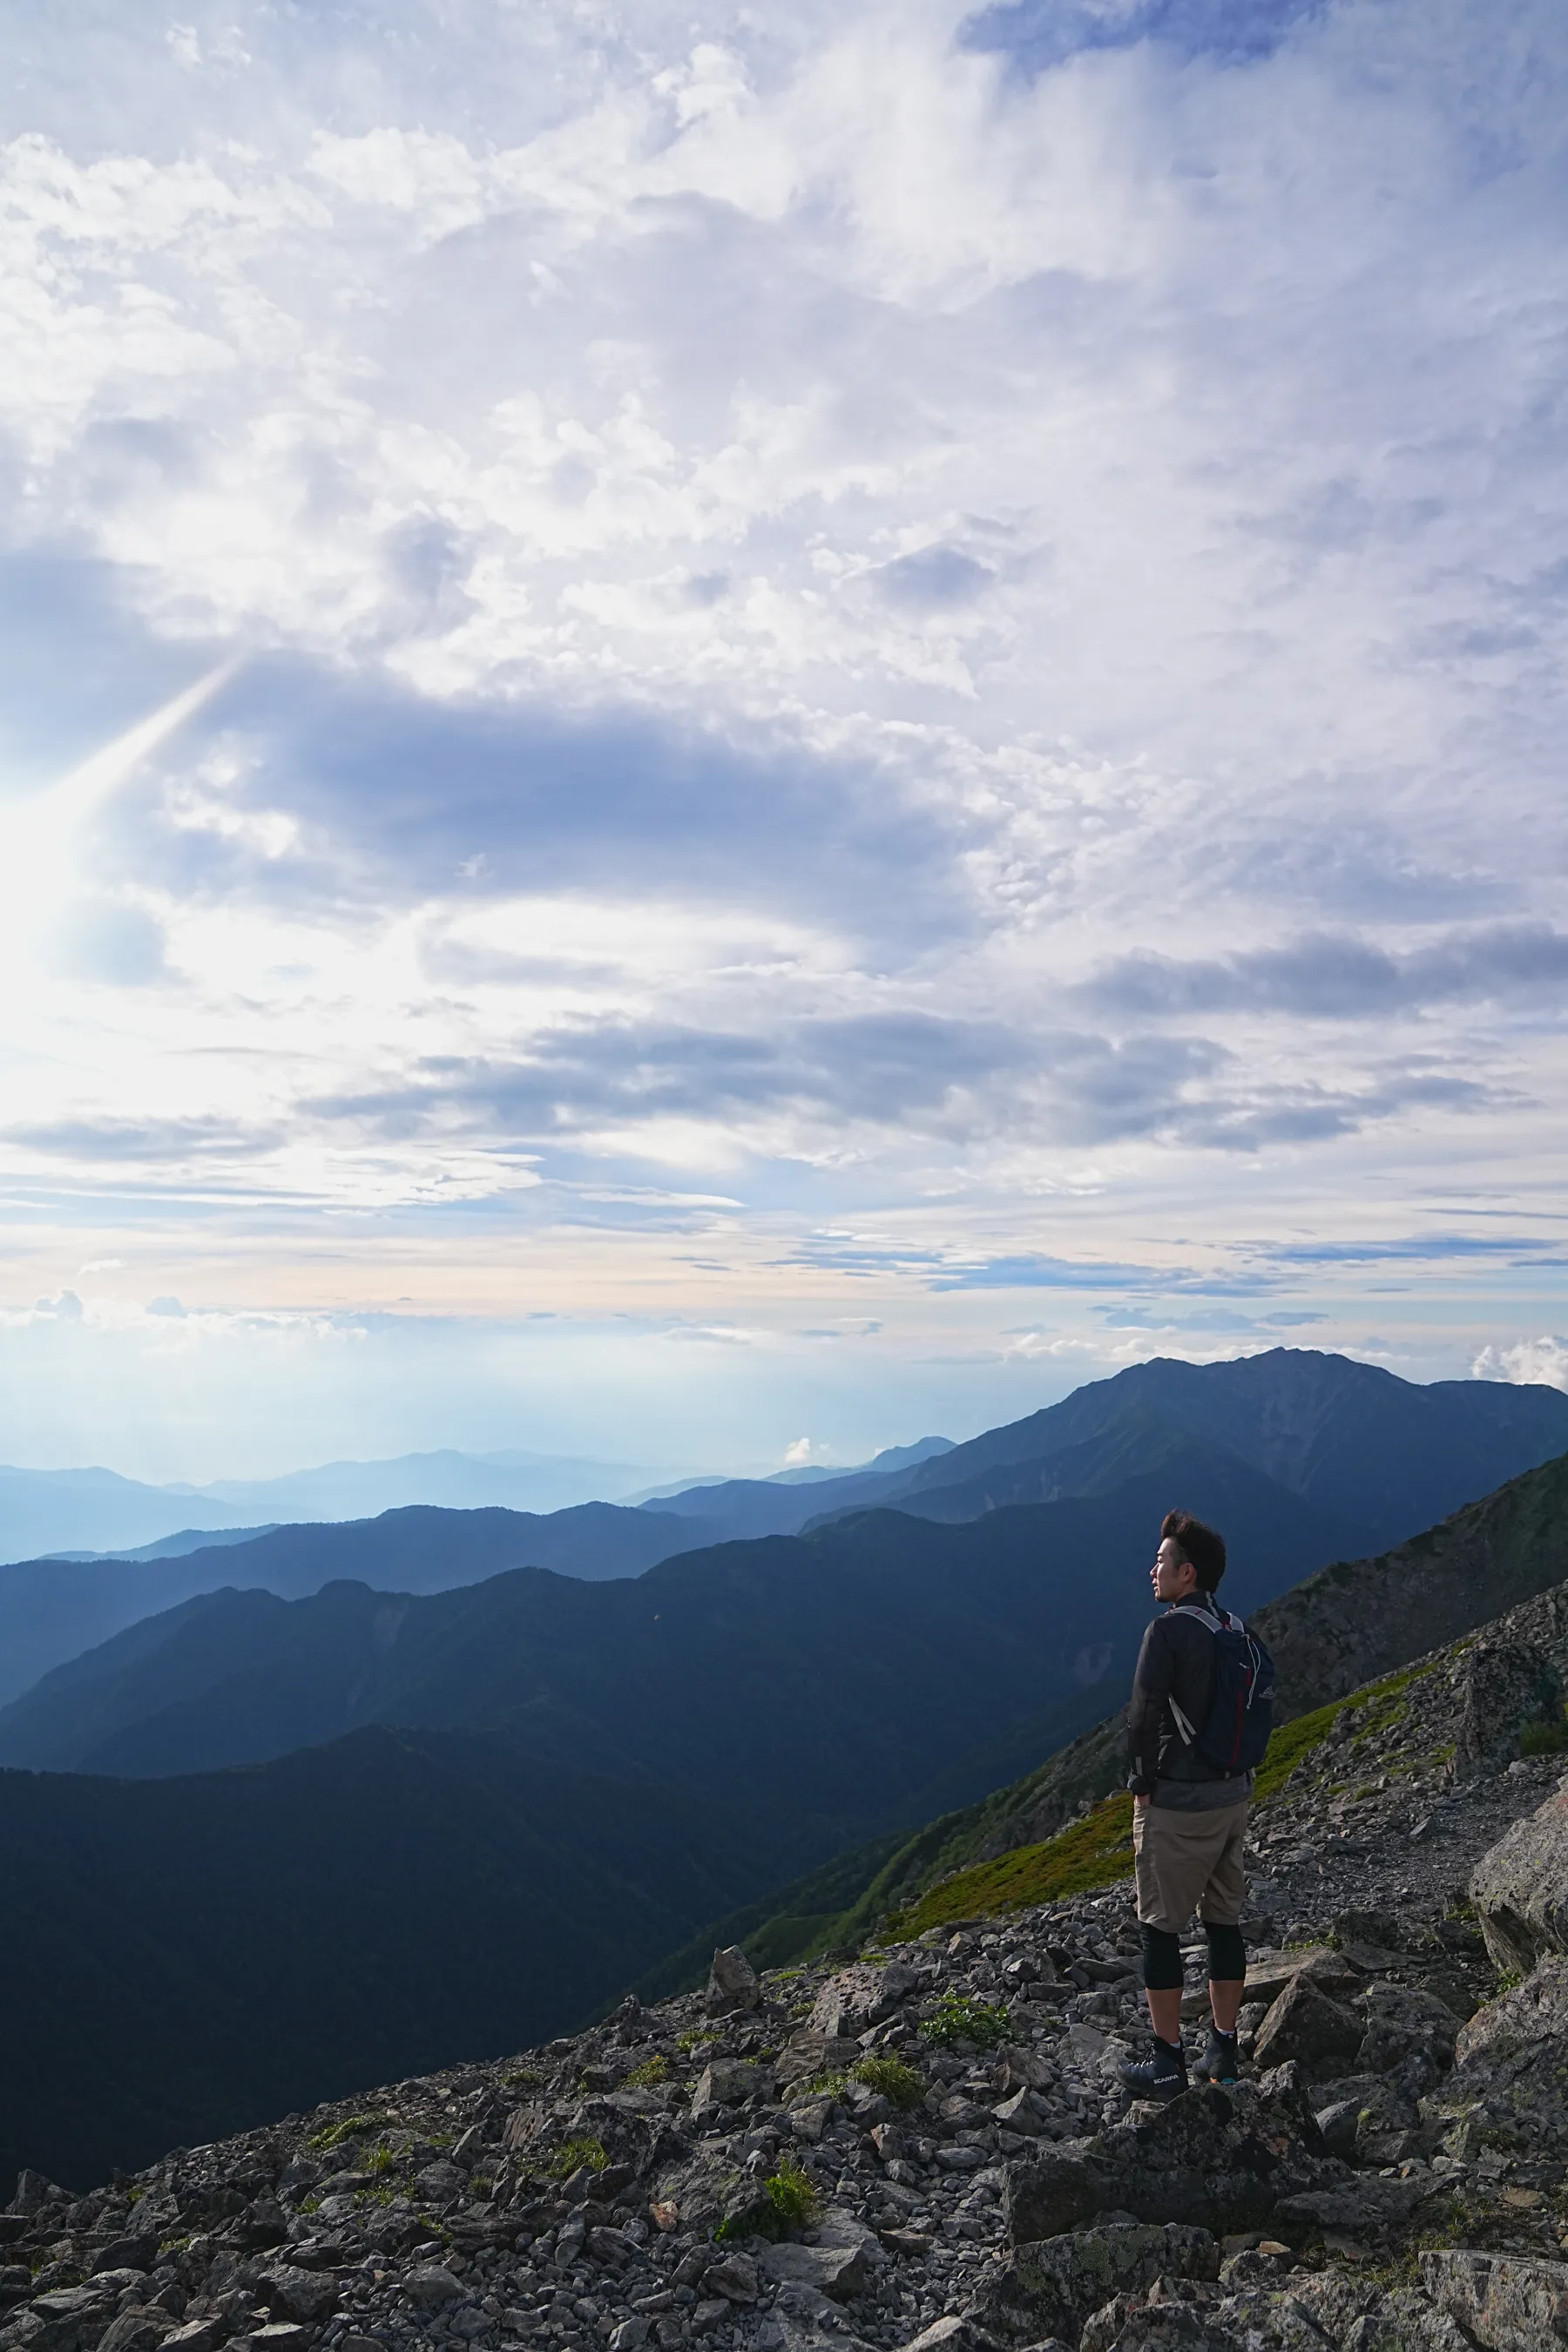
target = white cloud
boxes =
[1472,1337,1568,1395]
[0,0,1565,1467]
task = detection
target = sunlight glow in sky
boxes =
[1,0,1566,1477]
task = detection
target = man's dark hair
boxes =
[1162,1509,1226,1591]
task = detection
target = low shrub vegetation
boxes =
[766,2156,820,2231]
[307,2112,392,2153]
[920,1990,1011,2050]
[849,2054,924,2109]
[792,2069,848,2101]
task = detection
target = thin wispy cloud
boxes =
[0,0,1565,1470]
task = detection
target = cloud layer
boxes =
[1,0,1565,1469]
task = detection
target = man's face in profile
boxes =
[1151,1535,1197,1605]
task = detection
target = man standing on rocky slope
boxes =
[1119,1509,1253,2099]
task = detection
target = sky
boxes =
[1,0,1566,1480]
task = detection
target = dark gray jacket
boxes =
[1126,1592,1252,1810]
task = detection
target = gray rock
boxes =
[232,2330,312,2352]
[691,2062,763,2116]
[1421,2248,1568,2350]
[994,2092,1043,2138]
[706,1946,761,2017]
[1355,1986,1461,2076]
[10,2177,64,2219]
[1251,1978,1363,2072]
[1343,2290,1480,2352]
[760,2213,879,2303]
[810,1965,925,2040]
[403,2265,463,2308]
[1003,2084,1331,2240]
[413,2160,465,2206]
[704,2255,759,2304]
[1086,2310,1241,2351]
[1309,2100,1359,2159]
[88,2243,156,2279]
[159,2324,220,2352]
[258,2268,339,2326]
[970,2222,1220,2344]
[1428,1955,1568,2156]
[23,2287,115,2352]
[1471,1787,1568,1976]
[777,2034,863,2090]
[897,2323,967,2352]
[93,2315,175,2352]
[1274,2170,1443,2230]
[609,2323,651,2352]
[754,2281,878,2352]
[1207,2280,1460,2352]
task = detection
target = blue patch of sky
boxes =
[1261,1235,1568,1265]
[960,0,1325,77]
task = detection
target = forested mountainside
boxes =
[0,1504,702,1709]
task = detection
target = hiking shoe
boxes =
[1118,2036,1188,2099]
[1195,2026,1240,2085]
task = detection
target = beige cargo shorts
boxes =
[1133,1796,1248,1931]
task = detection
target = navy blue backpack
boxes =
[1170,1603,1276,1775]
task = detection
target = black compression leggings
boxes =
[1140,1926,1183,1990]
[1205,1920,1247,1984]
[1141,1921,1247,1991]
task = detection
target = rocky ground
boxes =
[8,1590,1568,2352]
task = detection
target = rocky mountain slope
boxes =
[8,1573,1568,2352]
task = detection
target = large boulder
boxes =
[966,2222,1219,2345]
[1470,1784,1568,1976]
[752,2281,879,2352]
[759,2212,879,2303]
[1426,1955,1568,2158]
[691,2060,766,2116]
[775,2031,862,2090]
[1421,2249,1568,2350]
[1003,2084,1334,2241]
[1251,1977,1362,2073]
[1355,1984,1462,2077]
[706,1945,761,2016]
[808,1963,924,2039]
[1079,2304,1240,2351]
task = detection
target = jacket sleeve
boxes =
[1126,1617,1172,1796]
